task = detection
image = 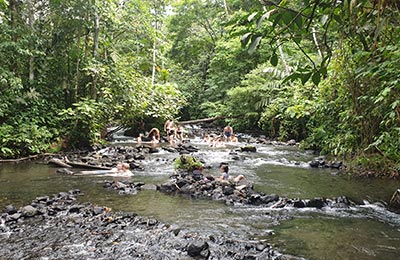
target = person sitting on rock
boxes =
[219,164,244,184]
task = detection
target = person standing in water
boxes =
[223,125,233,141]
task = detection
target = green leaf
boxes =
[241,32,252,47]
[272,13,282,28]
[301,72,312,84]
[270,53,278,66]
[312,71,321,85]
[257,12,270,28]
[248,12,258,22]
[282,11,293,26]
[248,36,262,54]
[282,73,301,84]
[295,15,303,29]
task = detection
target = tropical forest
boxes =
[0,1,400,259]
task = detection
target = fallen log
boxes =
[0,155,40,163]
[66,161,111,170]
[48,158,72,168]
[177,116,228,125]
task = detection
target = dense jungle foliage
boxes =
[0,0,399,177]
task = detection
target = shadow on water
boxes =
[1,141,400,260]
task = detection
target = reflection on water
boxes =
[272,216,400,260]
[1,142,400,260]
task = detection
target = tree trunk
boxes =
[27,0,35,82]
[312,27,323,58]
[92,11,100,99]
[151,0,158,87]
[277,39,290,75]
[223,0,230,15]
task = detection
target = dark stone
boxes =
[309,160,320,168]
[262,194,280,204]
[148,147,159,153]
[330,161,342,169]
[5,205,17,215]
[187,241,210,258]
[176,179,190,188]
[307,198,325,209]
[293,200,306,208]
[240,146,257,152]
[223,186,234,196]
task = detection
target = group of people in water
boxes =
[137,119,239,147]
[192,163,245,184]
[137,119,185,145]
[204,125,238,147]
[114,120,243,180]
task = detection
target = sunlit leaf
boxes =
[248,36,262,54]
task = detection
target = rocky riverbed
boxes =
[0,189,304,260]
[2,136,389,260]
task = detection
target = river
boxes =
[0,136,399,260]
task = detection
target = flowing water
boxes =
[1,138,399,260]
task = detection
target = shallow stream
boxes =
[1,138,399,260]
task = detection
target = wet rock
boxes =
[9,213,22,221]
[92,206,104,215]
[307,198,326,209]
[263,194,280,204]
[103,180,143,195]
[21,205,38,217]
[56,168,74,175]
[187,240,210,258]
[240,145,257,152]
[309,158,345,170]
[293,199,306,208]
[4,205,17,215]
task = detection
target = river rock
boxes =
[240,145,257,152]
[306,198,326,209]
[4,205,17,215]
[21,205,38,217]
[0,190,335,260]
[187,240,210,258]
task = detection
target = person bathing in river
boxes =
[230,134,238,143]
[219,164,244,184]
[175,125,184,142]
[223,125,233,142]
[164,118,176,145]
[137,128,160,144]
[112,162,133,177]
[146,127,160,143]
